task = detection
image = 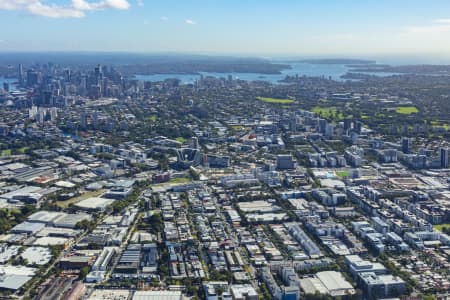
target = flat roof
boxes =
[0,244,20,264]
[36,227,80,237]
[11,222,45,234]
[300,277,328,295]
[0,275,32,290]
[21,247,52,265]
[132,291,182,300]
[75,197,115,210]
[33,236,69,246]
[0,265,36,276]
[316,271,354,291]
[53,213,91,227]
[28,211,66,223]
[87,289,131,300]
[0,186,42,200]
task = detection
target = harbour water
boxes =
[0,77,17,90]
[1,62,400,89]
[134,62,398,84]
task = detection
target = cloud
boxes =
[72,0,130,10]
[0,0,130,18]
[28,2,85,17]
[185,19,196,25]
[0,0,25,10]
[433,19,450,24]
[405,19,450,34]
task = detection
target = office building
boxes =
[440,147,449,168]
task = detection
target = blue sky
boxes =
[1,0,450,58]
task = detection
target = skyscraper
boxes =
[344,118,352,131]
[190,137,199,149]
[94,64,103,84]
[440,147,449,169]
[18,64,24,86]
[402,137,411,154]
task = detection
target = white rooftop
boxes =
[132,291,183,300]
[33,236,69,246]
[21,247,52,265]
[87,289,131,300]
[28,211,66,223]
[75,197,114,210]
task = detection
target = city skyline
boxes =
[1,0,450,59]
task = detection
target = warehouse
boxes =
[300,271,355,297]
[11,222,45,235]
[28,211,66,224]
[0,244,20,264]
[33,236,69,247]
[87,289,130,300]
[0,186,42,202]
[237,200,280,213]
[20,247,52,265]
[36,227,81,238]
[114,244,141,274]
[316,271,355,296]
[75,197,115,211]
[52,213,92,228]
[141,244,158,273]
[132,291,184,300]
[0,265,36,291]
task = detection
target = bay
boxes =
[134,62,397,84]
[0,77,18,90]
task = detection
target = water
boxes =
[63,132,80,140]
[0,77,18,90]
[134,62,398,84]
[1,64,401,90]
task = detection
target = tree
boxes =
[148,213,164,234]
[20,204,36,216]
[79,266,89,280]
[75,219,94,231]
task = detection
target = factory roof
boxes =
[28,211,66,224]
[132,291,183,300]
[11,222,45,234]
[75,197,115,210]
[316,271,354,292]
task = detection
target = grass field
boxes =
[433,223,450,232]
[256,96,294,104]
[175,137,188,143]
[169,177,191,184]
[146,115,157,122]
[430,121,449,130]
[395,106,419,114]
[56,189,106,208]
[336,170,350,178]
[312,106,344,119]
[18,147,29,154]
[151,177,192,190]
[1,149,11,156]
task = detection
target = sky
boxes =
[1,0,450,60]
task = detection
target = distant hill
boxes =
[294,58,376,65]
[348,64,450,74]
